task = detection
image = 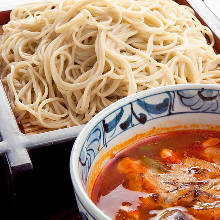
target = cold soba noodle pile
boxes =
[0,0,220,129]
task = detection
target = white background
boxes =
[0,0,42,11]
[0,0,220,18]
[0,0,219,20]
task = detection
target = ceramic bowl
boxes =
[70,84,220,220]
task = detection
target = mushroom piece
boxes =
[159,209,192,220]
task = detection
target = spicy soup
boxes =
[91,130,220,220]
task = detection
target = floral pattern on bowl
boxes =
[79,88,220,185]
[70,85,220,220]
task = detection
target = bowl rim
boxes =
[70,83,220,219]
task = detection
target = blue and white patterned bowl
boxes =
[70,84,220,220]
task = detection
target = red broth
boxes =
[91,130,220,220]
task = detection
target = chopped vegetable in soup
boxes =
[91,130,220,220]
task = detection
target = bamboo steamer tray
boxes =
[0,0,219,172]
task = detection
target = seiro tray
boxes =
[0,0,219,173]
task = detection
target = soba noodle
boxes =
[0,0,220,129]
